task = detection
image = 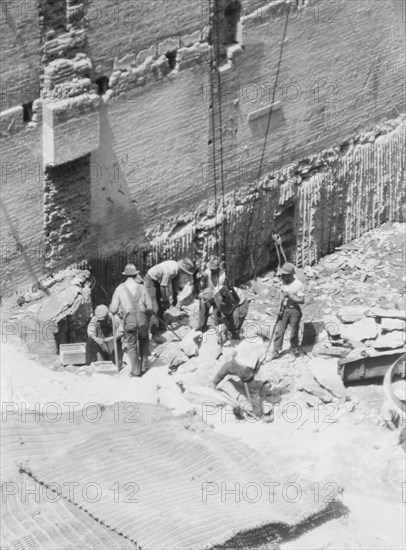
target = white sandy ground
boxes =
[1,335,405,550]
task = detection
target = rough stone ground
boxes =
[1,222,405,549]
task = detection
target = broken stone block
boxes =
[136,44,156,65]
[309,357,347,403]
[341,317,378,341]
[366,307,406,320]
[180,330,202,357]
[297,372,333,403]
[313,343,350,358]
[367,331,405,350]
[180,30,201,47]
[320,256,347,274]
[337,306,368,323]
[157,342,189,369]
[158,37,180,56]
[113,53,136,72]
[381,318,406,332]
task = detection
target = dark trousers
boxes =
[273,307,302,352]
[144,274,165,332]
[125,312,150,376]
[199,299,222,330]
[224,300,249,338]
[96,339,123,369]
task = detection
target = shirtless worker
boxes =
[144,258,195,339]
[110,263,153,377]
[270,262,305,360]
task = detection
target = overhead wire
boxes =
[242,1,291,271]
[208,0,220,260]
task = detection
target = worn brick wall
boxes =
[87,0,210,76]
[1,0,405,297]
[219,0,405,189]
[0,0,41,111]
[89,60,210,250]
[0,125,44,297]
[43,155,92,272]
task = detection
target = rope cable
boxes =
[208,0,220,259]
[214,0,228,267]
[242,1,291,270]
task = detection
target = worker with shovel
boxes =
[210,351,281,422]
[110,263,153,377]
[144,258,195,342]
[270,262,305,360]
[87,305,123,370]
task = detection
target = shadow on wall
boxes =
[90,101,148,247]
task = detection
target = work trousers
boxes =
[224,300,249,339]
[96,339,123,370]
[273,306,302,352]
[144,274,165,332]
[199,299,222,330]
[124,311,150,376]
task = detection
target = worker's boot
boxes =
[269,351,281,361]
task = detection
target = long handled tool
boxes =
[152,312,182,341]
[254,293,287,375]
[272,233,287,274]
[109,312,119,367]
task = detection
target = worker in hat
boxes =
[87,305,122,369]
[110,263,153,377]
[144,258,195,339]
[198,256,228,332]
[210,350,280,422]
[270,262,305,360]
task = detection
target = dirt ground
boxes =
[1,222,405,549]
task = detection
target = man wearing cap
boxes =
[270,262,305,359]
[88,305,122,368]
[110,263,153,377]
[144,258,194,336]
[198,256,227,332]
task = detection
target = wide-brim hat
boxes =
[281,262,295,275]
[122,263,140,276]
[95,304,109,320]
[178,258,194,275]
[208,257,221,270]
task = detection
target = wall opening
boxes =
[95,76,110,95]
[22,101,33,122]
[223,0,241,44]
[165,50,178,70]
[269,203,296,268]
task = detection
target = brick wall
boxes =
[222,0,405,187]
[0,0,41,111]
[90,63,210,249]
[1,0,405,297]
[87,0,210,76]
[0,125,44,296]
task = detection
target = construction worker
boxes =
[110,263,153,377]
[201,286,248,340]
[270,262,305,360]
[210,352,277,422]
[198,256,227,331]
[87,305,122,369]
[144,258,195,338]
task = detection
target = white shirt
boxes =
[148,260,179,286]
